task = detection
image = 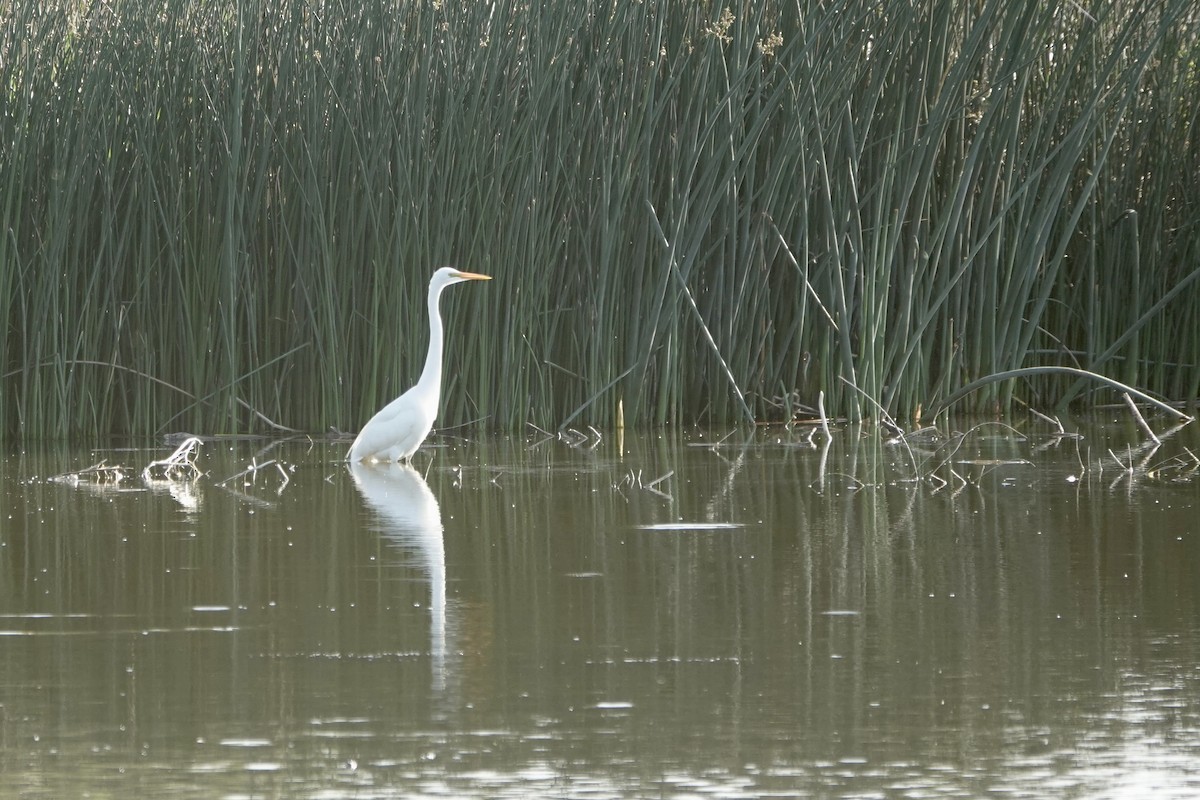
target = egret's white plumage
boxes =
[347,267,491,463]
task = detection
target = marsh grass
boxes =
[2,0,1198,440]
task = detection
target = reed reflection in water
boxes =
[0,424,1197,798]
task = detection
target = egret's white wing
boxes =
[347,389,435,462]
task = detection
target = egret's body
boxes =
[347,267,491,463]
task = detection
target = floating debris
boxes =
[216,458,294,497]
[48,461,129,487]
[637,522,744,531]
[143,436,204,482]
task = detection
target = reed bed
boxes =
[2,0,1198,440]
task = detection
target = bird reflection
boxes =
[348,461,449,693]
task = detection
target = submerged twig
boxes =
[1107,448,1135,474]
[1122,392,1161,445]
[142,437,204,482]
[526,422,556,449]
[216,458,293,495]
[645,470,674,491]
[818,390,832,442]
[1016,398,1067,434]
[49,461,129,486]
[1145,449,1200,482]
[816,433,831,492]
[616,467,674,501]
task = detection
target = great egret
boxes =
[347,267,491,463]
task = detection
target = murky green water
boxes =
[2,422,1198,798]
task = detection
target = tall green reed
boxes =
[2,0,1197,441]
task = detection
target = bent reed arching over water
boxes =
[2,0,1198,440]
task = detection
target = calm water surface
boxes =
[1,422,1198,798]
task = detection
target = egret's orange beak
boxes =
[452,270,491,281]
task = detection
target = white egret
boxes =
[347,267,491,463]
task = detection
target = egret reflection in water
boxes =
[349,461,449,692]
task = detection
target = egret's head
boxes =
[432,266,491,288]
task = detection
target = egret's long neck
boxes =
[416,281,446,410]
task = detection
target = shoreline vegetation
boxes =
[2,1,1198,441]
